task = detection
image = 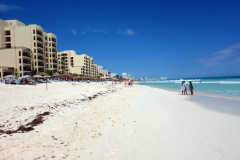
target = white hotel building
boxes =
[98,66,108,78]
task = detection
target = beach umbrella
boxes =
[20,75,31,78]
[43,75,51,78]
[4,75,16,78]
[73,76,81,80]
[33,75,42,78]
[39,72,47,76]
[52,72,60,77]
[24,75,31,78]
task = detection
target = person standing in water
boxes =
[184,82,188,95]
[181,81,185,95]
[189,81,194,95]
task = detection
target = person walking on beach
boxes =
[125,80,127,87]
[131,80,133,87]
[181,81,185,95]
[189,81,194,95]
[128,80,131,87]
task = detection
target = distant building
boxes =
[140,77,148,81]
[98,66,108,77]
[122,72,128,79]
[57,51,99,77]
[110,73,117,78]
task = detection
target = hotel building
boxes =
[0,19,57,79]
[98,66,108,77]
[57,50,99,77]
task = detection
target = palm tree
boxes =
[30,69,37,76]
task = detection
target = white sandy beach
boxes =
[0,82,240,159]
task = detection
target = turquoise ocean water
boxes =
[139,76,240,100]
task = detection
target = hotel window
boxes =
[50,54,51,57]
[19,66,22,71]
[20,73,22,77]
[19,59,21,63]
[50,49,51,52]
[49,37,50,41]
[35,62,36,66]
[33,36,35,40]
[34,49,36,53]
[19,51,21,56]
[5,30,10,36]
[34,55,36,59]
[33,30,35,34]
[34,42,36,47]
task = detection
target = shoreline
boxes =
[138,83,240,100]
[136,81,240,101]
[138,84,240,117]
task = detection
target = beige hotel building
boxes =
[57,50,99,77]
[0,19,100,80]
[0,19,57,79]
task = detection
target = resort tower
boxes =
[57,50,99,78]
[0,19,57,79]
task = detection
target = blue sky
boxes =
[1,0,240,79]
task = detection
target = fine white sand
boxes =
[0,82,239,159]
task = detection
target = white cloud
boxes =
[71,29,77,34]
[118,29,136,36]
[87,28,109,33]
[195,43,240,67]
[0,3,22,12]
[81,31,85,34]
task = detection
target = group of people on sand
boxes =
[181,81,194,95]
[125,79,133,87]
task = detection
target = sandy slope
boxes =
[0,82,239,159]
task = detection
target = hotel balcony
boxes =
[23,67,31,72]
[38,57,44,61]
[37,45,43,49]
[5,30,10,36]
[22,60,31,66]
[37,39,43,43]
[53,61,58,65]
[37,51,44,55]
[36,30,43,37]
[22,53,31,60]
[5,37,11,42]
[39,68,44,72]
[38,62,44,67]
[61,53,67,56]
[37,38,43,42]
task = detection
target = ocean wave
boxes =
[141,80,240,84]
